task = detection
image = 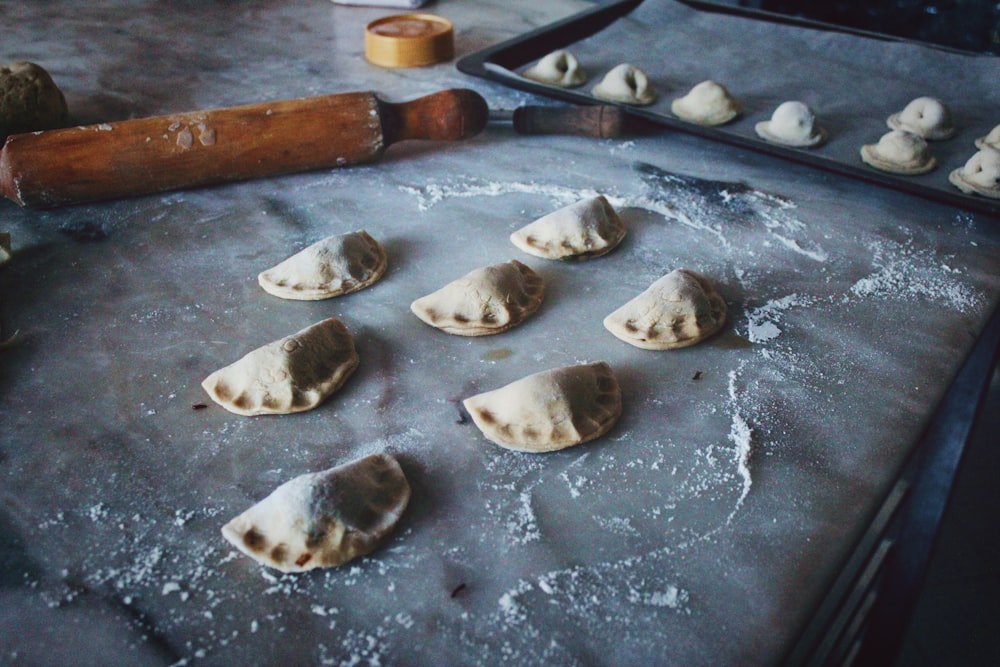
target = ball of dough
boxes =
[887,96,955,141]
[948,147,1000,199]
[755,101,826,148]
[860,129,936,175]
[0,61,68,143]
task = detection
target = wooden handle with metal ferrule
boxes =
[0,88,488,208]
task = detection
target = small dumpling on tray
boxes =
[463,361,622,453]
[591,64,656,106]
[604,269,727,350]
[258,229,387,300]
[523,49,586,88]
[410,260,544,336]
[510,195,626,260]
[221,453,410,573]
[201,317,359,416]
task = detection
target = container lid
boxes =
[365,14,455,68]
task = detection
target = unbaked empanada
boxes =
[670,80,741,127]
[221,453,410,573]
[258,230,387,300]
[201,317,359,416]
[410,260,544,336]
[755,101,826,148]
[510,195,626,260]
[974,124,1000,151]
[604,269,727,350]
[861,130,936,175]
[948,148,1000,199]
[523,49,586,88]
[887,96,955,140]
[591,64,656,106]
[463,362,622,453]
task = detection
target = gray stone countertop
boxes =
[1,1,998,665]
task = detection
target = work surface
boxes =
[2,1,999,665]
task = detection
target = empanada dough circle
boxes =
[974,124,1000,151]
[887,96,955,140]
[258,229,387,301]
[604,268,727,350]
[591,64,656,106]
[948,147,1000,199]
[755,100,826,148]
[860,130,936,175]
[670,80,741,126]
[510,195,626,260]
[201,317,359,416]
[463,362,622,453]
[523,49,586,88]
[410,260,544,336]
[221,453,410,573]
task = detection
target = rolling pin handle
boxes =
[512,105,625,138]
[381,88,489,144]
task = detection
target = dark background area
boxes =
[741,0,1000,53]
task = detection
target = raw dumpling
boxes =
[755,101,826,148]
[860,130,936,175]
[258,230,387,300]
[591,64,656,105]
[887,96,955,140]
[221,453,410,573]
[670,80,741,126]
[201,317,359,416]
[510,195,626,260]
[523,50,586,88]
[463,362,622,453]
[948,148,1000,199]
[974,123,1000,151]
[410,260,544,336]
[604,268,727,350]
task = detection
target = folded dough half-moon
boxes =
[948,148,1000,199]
[410,260,544,336]
[591,64,656,106]
[755,101,826,148]
[604,269,727,350]
[510,195,626,260]
[974,123,1000,151]
[887,96,955,140]
[523,49,586,88]
[463,362,622,453]
[221,453,410,573]
[860,130,936,175]
[671,80,741,127]
[201,317,359,416]
[258,230,387,300]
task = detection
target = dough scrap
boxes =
[671,80,741,126]
[948,147,1000,199]
[755,101,826,148]
[201,317,359,416]
[510,195,626,260]
[523,50,586,88]
[410,260,544,336]
[591,64,656,106]
[974,123,1000,151]
[604,268,727,350]
[860,130,936,175]
[463,362,622,453]
[887,96,955,140]
[0,61,68,142]
[221,453,410,573]
[258,230,387,300]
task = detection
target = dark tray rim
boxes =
[456,0,1000,219]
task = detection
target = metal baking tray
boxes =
[457,0,1000,218]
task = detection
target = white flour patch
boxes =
[847,236,981,311]
[726,368,754,523]
[745,293,813,343]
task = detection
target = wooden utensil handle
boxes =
[0,88,488,208]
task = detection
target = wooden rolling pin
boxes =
[0,88,489,208]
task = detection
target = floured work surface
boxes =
[464,0,1000,216]
[2,1,1000,666]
